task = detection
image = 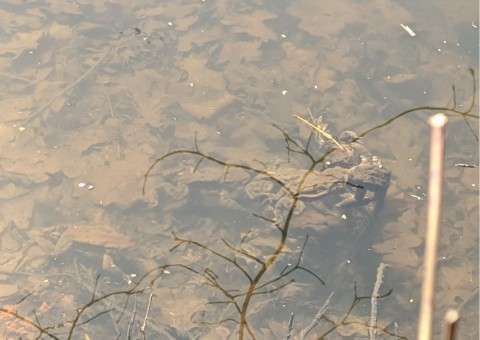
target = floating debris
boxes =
[454,163,476,168]
[400,24,416,37]
[78,182,95,190]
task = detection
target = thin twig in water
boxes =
[0,71,32,82]
[284,313,294,340]
[369,263,391,340]
[126,296,138,338]
[360,69,477,140]
[24,48,110,124]
[102,84,115,118]
[141,290,155,333]
[294,114,345,150]
[299,291,334,339]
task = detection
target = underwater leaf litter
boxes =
[0,0,477,338]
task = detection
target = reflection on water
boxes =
[0,0,477,338]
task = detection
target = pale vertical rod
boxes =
[444,309,459,340]
[417,113,448,340]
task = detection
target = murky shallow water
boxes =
[0,0,477,338]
